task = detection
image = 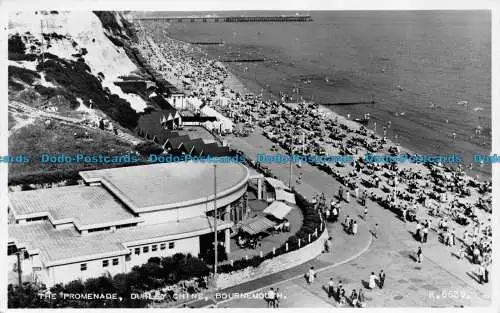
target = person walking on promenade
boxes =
[275,288,280,308]
[369,272,377,290]
[345,190,351,203]
[416,246,423,263]
[324,236,333,253]
[379,270,386,289]
[484,262,490,283]
[339,288,347,306]
[401,207,407,222]
[352,221,358,236]
[473,245,480,264]
[423,226,429,243]
[336,280,343,302]
[328,278,335,299]
[451,228,456,245]
[363,205,368,220]
[307,266,316,285]
[266,288,276,308]
[344,215,351,232]
[350,289,358,307]
[332,205,338,223]
[458,245,465,260]
[477,263,485,284]
[357,288,366,307]
[325,208,331,221]
[355,186,359,199]
[415,222,422,241]
[372,223,379,238]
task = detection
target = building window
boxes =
[134,248,140,255]
[160,243,166,250]
[125,255,131,261]
[152,245,157,252]
[169,242,175,249]
[103,260,109,267]
[112,258,119,266]
[143,246,149,253]
[81,263,87,271]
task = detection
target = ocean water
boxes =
[141,11,491,179]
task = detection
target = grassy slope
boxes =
[8,119,135,179]
[8,113,16,131]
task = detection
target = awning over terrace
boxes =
[241,216,276,235]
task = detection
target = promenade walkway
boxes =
[184,214,372,308]
[210,130,491,307]
[220,196,491,307]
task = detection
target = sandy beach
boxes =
[131,18,491,278]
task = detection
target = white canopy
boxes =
[275,189,296,204]
[201,105,234,132]
[265,177,289,191]
[263,201,294,220]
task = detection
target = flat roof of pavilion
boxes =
[79,162,249,213]
[9,216,232,267]
[9,185,140,230]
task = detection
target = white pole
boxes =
[213,164,218,275]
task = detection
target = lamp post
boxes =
[16,248,25,288]
[289,132,294,189]
[213,164,218,276]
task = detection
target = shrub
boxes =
[199,244,228,264]
[37,54,139,128]
[135,142,164,156]
[8,34,26,55]
[8,66,40,85]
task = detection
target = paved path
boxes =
[219,197,491,308]
[182,216,372,308]
[9,101,143,146]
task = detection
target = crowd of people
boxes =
[134,21,493,297]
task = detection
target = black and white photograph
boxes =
[2,0,497,310]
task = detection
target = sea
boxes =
[138,10,491,180]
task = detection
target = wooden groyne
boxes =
[137,15,313,23]
[322,100,376,106]
[189,41,224,45]
[221,58,266,63]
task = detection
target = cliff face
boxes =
[8,11,147,128]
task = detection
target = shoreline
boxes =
[221,65,491,181]
[133,22,491,184]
